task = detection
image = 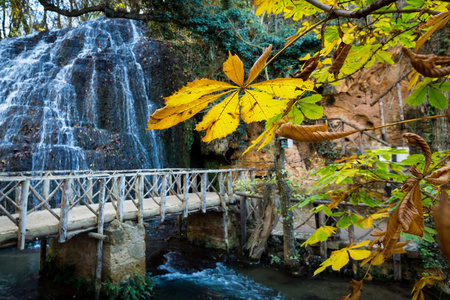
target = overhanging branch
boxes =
[37,0,163,22]
[303,0,437,18]
[38,0,105,18]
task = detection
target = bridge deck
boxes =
[0,192,224,247]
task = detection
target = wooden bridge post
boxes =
[95,178,106,300]
[43,179,50,206]
[18,180,30,250]
[58,179,73,243]
[341,121,346,156]
[15,184,22,214]
[240,195,247,248]
[218,172,226,206]
[318,211,327,260]
[152,175,158,197]
[227,171,234,204]
[239,170,245,183]
[183,173,189,218]
[249,170,255,182]
[39,239,47,273]
[86,178,93,204]
[347,215,357,279]
[135,175,144,226]
[161,175,167,221]
[176,174,182,194]
[118,176,125,222]
[201,173,207,213]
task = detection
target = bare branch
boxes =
[369,69,412,107]
[303,0,439,18]
[37,0,163,22]
[38,0,105,18]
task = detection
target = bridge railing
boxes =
[0,168,255,249]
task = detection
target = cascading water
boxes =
[154,251,284,300]
[0,17,163,171]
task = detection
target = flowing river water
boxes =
[0,219,418,300]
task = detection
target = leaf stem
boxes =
[425,153,450,177]
[245,17,329,88]
[358,114,446,134]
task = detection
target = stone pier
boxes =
[48,220,145,284]
[186,209,239,250]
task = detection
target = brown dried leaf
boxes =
[294,54,320,80]
[433,190,450,262]
[368,236,382,250]
[403,133,432,173]
[446,108,450,124]
[402,47,450,78]
[416,12,450,51]
[425,161,450,186]
[275,122,358,142]
[399,180,424,236]
[371,230,386,237]
[329,42,352,78]
[381,207,402,259]
[340,274,372,300]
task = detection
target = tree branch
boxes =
[369,69,412,107]
[38,0,105,18]
[303,0,439,19]
[37,0,166,22]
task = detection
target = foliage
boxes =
[147,46,319,144]
[144,0,450,298]
[293,136,450,298]
[102,272,156,300]
[313,241,372,276]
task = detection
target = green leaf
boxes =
[424,226,437,235]
[406,84,427,106]
[287,105,305,124]
[428,87,448,110]
[402,232,420,242]
[405,0,424,7]
[350,214,363,225]
[401,154,424,166]
[337,215,352,228]
[300,94,323,103]
[431,82,450,92]
[375,50,394,65]
[422,231,435,243]
[323,206,333,216]
[298,102,324,120]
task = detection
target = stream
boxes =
[0,238,417,300]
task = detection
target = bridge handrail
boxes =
[0,168,256,249]
[0,168,255,181]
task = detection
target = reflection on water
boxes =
[0,246,414,300]
[0,247,40,300]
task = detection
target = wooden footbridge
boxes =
[0,168,254,249]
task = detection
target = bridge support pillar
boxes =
[187,209,239,250]
[48,220,145,285]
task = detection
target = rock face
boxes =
[0,18,189,172]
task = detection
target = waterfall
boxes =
[0,17,162,171]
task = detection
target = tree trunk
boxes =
[431,25,450,152]
[274,135,300,272]
[245,183,279,260]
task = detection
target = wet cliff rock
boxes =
[0,18,190,172]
